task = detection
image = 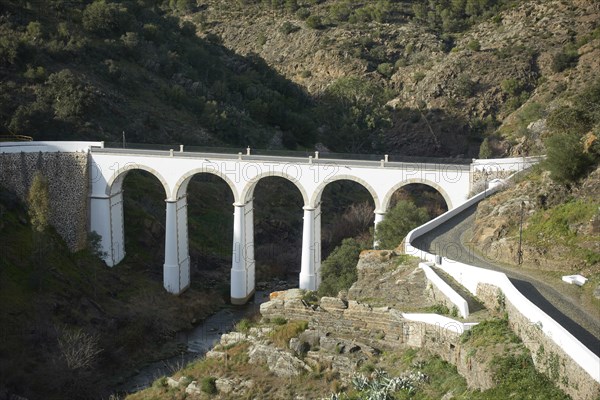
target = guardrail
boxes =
[404,177,600,387]
[99,141,473,165]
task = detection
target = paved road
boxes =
[413,205,600,357]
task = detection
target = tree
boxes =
[28,171,50,233]
[318,238,363,297]
[479,137,492,159]
[544,132,593,184]
[82,0,132,37]
[375,200,429,249]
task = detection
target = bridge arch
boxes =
[381,179,452,212]
[173,168,239,201]
[309,175,381,211]
[240,170,309,205]
[106,164,170,199]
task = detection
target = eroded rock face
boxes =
[248,344,311,377]
[471,168,600,275]
[348,251,435,309]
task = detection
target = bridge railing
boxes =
[99,142,472,165]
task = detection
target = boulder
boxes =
[248,344,311,377]
[215,378,235,394]
[166,377,180,388]
[289,337,310,355]
[298,329,321,348]
[205,350,226,360]
[260,299,284,314]
[320,297,348,311]
[185,381,201,395]
[220,332,246,346]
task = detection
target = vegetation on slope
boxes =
[0,0,318,147]
[0,180,230,399]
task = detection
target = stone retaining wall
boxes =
[0,151,89,251]
[476,283,600,400]
[261,294,495,390]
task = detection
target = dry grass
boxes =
[269,320,309,348]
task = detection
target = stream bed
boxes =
[118,290,270,394]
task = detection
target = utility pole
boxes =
[517,201,525,265]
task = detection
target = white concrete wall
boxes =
[404,185,600,386]
[420,262,469,318]
[471,156,543,172]
[402,313,477,334]
[0,141,102,153]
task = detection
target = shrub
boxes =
[551,47,578,73]
[271,316,287,325]
[82,0,131,37]
[200,376,217,395]
[455,73,475,97]
[235,318,252,333]
[478,137,493,159]
[413,71,426,83]
[28,171,49,233]
[39,69,94,119]
[296,7,310,20]
[375,201,429,249]
[501,78,523,96]
[467,39,481,51]
[318,238,363,297]
[23,65,46,82]
[377,62,394,78]
[306,15,323,29]
[544,132,593,184]
[280,21,299,35]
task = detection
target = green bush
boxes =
[280,21,299,35]
[296,8,310,20]
[82,0,131,37]
[200,376,217,394]
[39,70,94,120]
[478,137,493,159]
[467,39,481,51]
[500,78,523,96]
[318,238,363,297]
[551,47,579,73]
[235,318,252,333]
[305,15,323,29]
[544,132,593,184]
[377,62,394,78]
[375,200,429,249]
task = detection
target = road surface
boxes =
[413,204,600,357]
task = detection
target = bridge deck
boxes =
[90,146,472,171]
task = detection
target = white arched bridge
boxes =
[0,141,538,304]
[87,143,537,304]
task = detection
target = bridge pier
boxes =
[90,191,125,266]
[373,211,386,249]
[231,200,255,305]
[300,204,321,291]
[163,196,190,294]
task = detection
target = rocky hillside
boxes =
[128,251,572,399]
[193,0,600,156]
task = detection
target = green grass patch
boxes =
[524,199,599,246]
[269,320,309,348]
[460,318,520,347]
